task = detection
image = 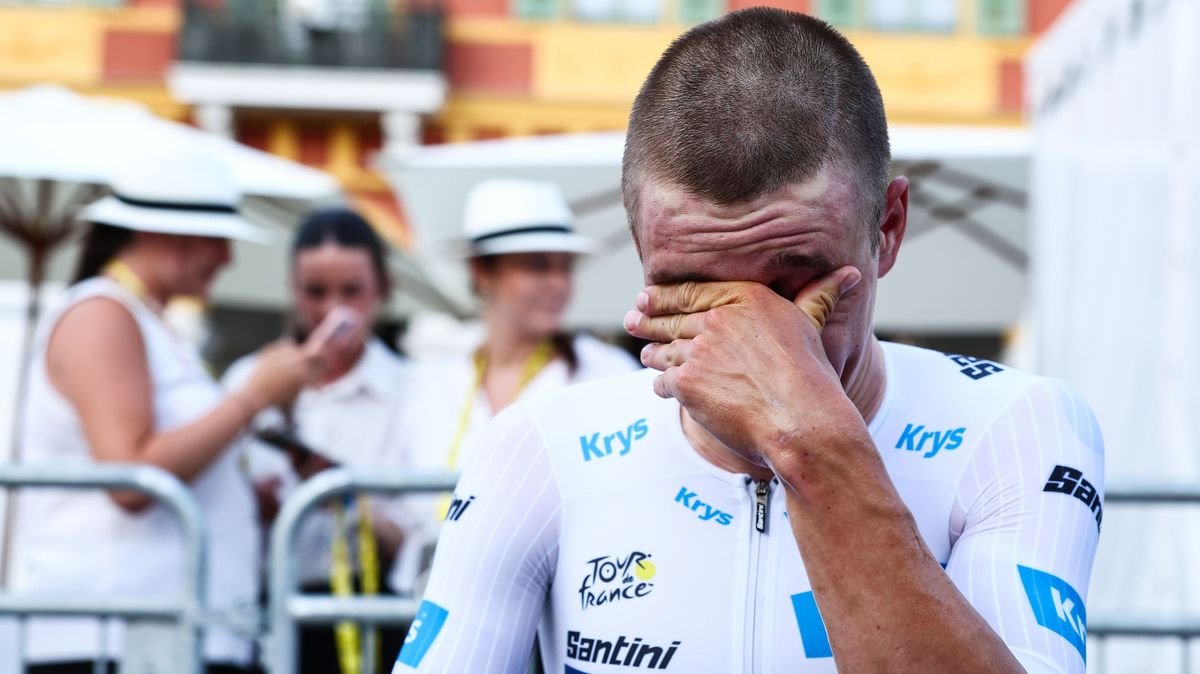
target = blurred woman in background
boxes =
[11,150,326,674]
[224,208,409,674]
[389,178,639,594]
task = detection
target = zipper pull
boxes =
[754,479,770,533]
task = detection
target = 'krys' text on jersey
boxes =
[580,419,648,462]
[895,423,966,458]
[674,487,733,526]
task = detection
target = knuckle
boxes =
[680,282,701,311]
[664,346,680,368]
[668,313,687,336]
[705,306,731,332]
[676,362,697,388]
[744,283,772,303]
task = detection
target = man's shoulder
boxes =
[877,341,1061,455]
[570,334,641,381]
[521,368,686,490]
[879,341,1098,456]
[882,341,1043,409]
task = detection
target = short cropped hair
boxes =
[622,8,890,248]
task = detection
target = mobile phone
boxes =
[303,306,362,358]
[255,427,340,469]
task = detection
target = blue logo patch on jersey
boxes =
[790,592,833,659]
[894,424,965,458]
[395,600,449,668]
[579,418,648,462]
[1018,565,1087,661]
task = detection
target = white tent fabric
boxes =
[1027,0,1200,669]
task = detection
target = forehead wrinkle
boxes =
[641,181,837,253]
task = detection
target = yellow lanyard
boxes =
[103,260,161,313]
[330,495,381,674]
[103,260,221,380]
[436,340,556,520]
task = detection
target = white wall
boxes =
[1027,0,1200,668]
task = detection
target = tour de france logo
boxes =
[578,551,657,611]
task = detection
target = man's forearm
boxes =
[774,438,1024,673]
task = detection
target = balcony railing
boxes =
[177,0,443,71]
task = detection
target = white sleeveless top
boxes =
[11,277,259,665]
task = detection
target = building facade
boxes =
[0,0,1071,243]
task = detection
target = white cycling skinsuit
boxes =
[392,342,1104,673]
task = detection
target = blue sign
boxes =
[395,600,450,669]
[1018,565,1087,661]
[790,591,833,659]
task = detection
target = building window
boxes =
[816,0,863,29]
[513,0,564,20]
[977,0,1025,34]
[572,0,662,23]
[678,0,722,23]
[868,0,957,31]
[818,0,960,32]
[513,0,718,24]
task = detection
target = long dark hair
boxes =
[73,223,135,284]
[291,208,392,302]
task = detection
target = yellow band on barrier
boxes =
[331,495,381,674]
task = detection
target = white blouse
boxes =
[13,277,259,665]
[224,338,410,586]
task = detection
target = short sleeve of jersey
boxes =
[945,377,1104,673]
[391,402,560,674]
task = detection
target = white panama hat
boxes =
[81,147,272,243]
[458,178,596,257]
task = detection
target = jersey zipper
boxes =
[745,478,772,673]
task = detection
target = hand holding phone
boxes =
[255,427,340,479]
[303,306,363,361]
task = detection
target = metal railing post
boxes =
[1105,484,1200,505]
[267,468,458,674]
[0,462,207,674]
[1086,483,1200,673]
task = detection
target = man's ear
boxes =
[624,197,644,261]
[876,176,909,279]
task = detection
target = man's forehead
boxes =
[636,172,843,226]
[633,170,859,282]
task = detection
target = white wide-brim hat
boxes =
[80,147,272,244]
[454,178,597,257]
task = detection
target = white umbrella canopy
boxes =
[0,83,344,310]
[0,84,337,201]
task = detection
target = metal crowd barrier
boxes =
[4,465,1194,674]
[0,463,207,674]
[1088,484,1200,674]
[266,468,460,674]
